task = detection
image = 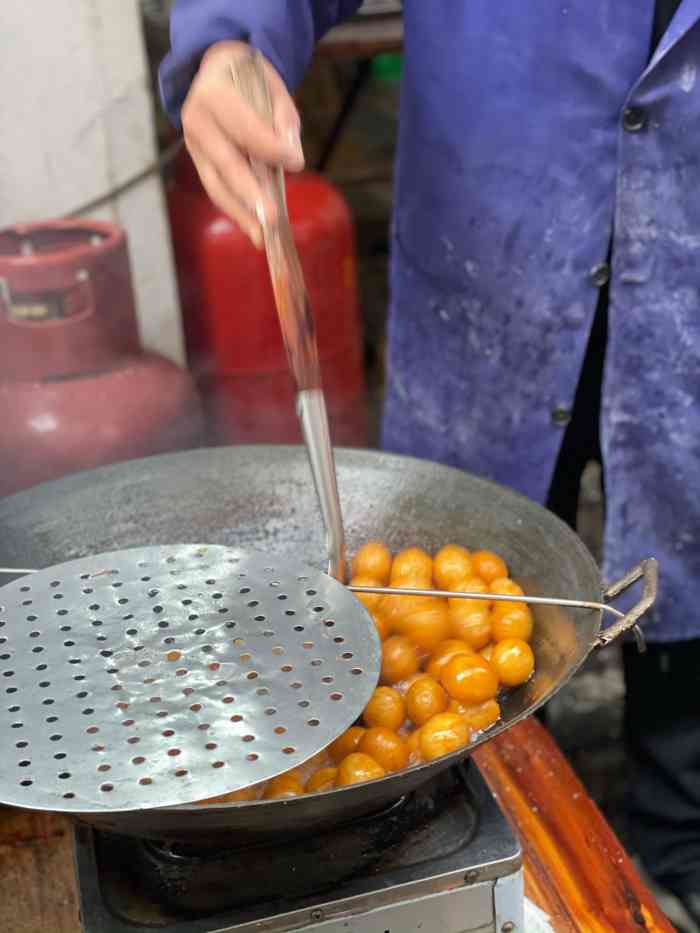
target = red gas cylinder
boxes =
[0,220,203,497]
[167,150,367,446]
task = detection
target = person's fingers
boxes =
[181,39,305,238]
[183,103,277,230]
[189,147,263,249]
[207,83,302,172]
[196,40,304,171]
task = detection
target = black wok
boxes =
[0,446,655,843]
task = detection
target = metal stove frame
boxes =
[74,764,522,933]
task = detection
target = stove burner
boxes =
[111,769,460,916]
[74,762,522,933]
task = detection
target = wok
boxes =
[0,445,655,843]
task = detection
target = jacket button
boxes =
[551,407,571,427]
[623,107,647,132]
[590,262,610,287]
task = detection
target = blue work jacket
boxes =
[161,2,700,642]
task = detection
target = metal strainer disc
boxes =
[0,545,380,812]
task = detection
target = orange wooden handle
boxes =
[474,718,674,932]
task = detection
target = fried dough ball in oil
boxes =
[490,577,524,597]
[447,577,492,648]
[363,686,406,731]
[420,713,471,761]
[329,725,366,764]
[306,767,338,793]
[471,550,508,583]
[399,671,433,694]
[448,604,492,651]
[336,753,386,786]
[227,786,259,802]
[350,574,383,612]
[351,541,392,585]
[480,643,494,663]
[447,574,489,606]
[425,639,475,680]
[433,544,473,590]
[390,547,433,585]
[405,675,448,726]
[202,784,260,804]
[491,638,535,686]
[358,727,409,772]
[381,636,420,685]
[441,654,499,704]
[448,575,489,599]
[406,727,424,764]
[491,603,533,642]
[449,698,501,733]
[491,588,528,620]
[372,610,392,642]
[263,772,305,799]
[392,600,450,653]
[378,592,432,629]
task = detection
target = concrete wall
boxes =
[0,0,185,365]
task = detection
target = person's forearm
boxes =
[160,0,363,127]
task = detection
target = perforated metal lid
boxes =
[0,545,380,812]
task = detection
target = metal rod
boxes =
[2,570,621,618]
[297,390,347,582]
[230,50,348,583]
[346,583,625,620]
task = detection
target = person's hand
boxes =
[181,40,305,248]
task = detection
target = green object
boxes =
[371,53,403,81]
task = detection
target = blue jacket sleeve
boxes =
[159,0,363,128]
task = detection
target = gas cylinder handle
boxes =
[229,51,347,583]
[0,270,95,325]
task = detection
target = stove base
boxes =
[74,763,522,933]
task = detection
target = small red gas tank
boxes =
[0,220,203,497]
[167,151,367,446]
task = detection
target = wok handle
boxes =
[593,558,659,653]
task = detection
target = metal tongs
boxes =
[229,51,347,582]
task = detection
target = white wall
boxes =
[0,0,185,365]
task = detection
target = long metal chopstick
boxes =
[0,566,622,618]
[347,583,625,620]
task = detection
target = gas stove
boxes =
[73,762,523,933]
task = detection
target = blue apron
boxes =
[161,1,700,642]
